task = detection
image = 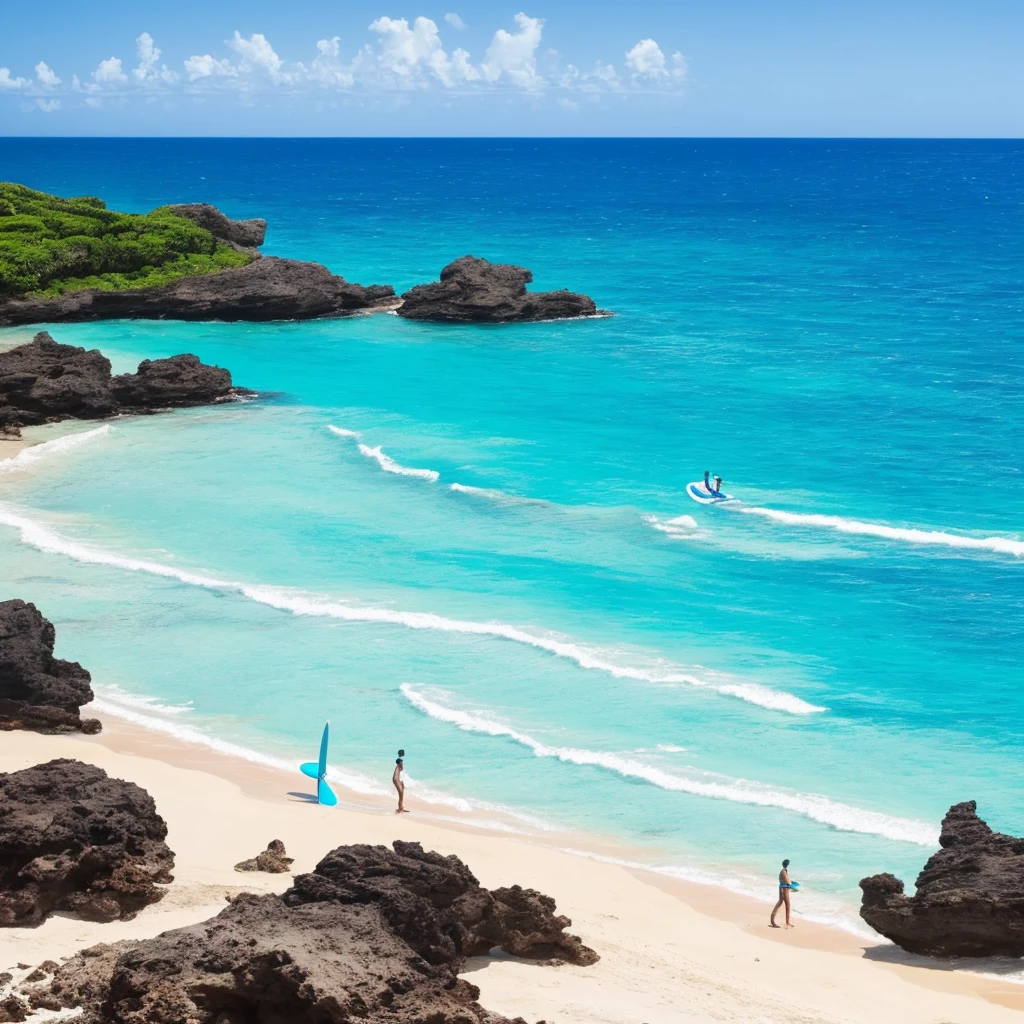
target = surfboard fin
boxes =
[299,762,320,779]
[318,777,338,807]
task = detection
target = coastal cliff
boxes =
[860,800,1024,957]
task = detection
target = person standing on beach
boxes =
[393,749,408,814]
[770,858,793,928]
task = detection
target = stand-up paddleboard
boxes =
[686,481,736,505]
[300,721,338,806]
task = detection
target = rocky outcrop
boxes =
[37,839,595,1022]
[164,203,267,250]
[0,332,248,431]
[0,259,397,327]
[0,759,174,927]
[234,839,293,874]
[398,255,604,323]
[0,599,100,735]
[860,801,1024,957]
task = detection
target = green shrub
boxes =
[0,182,252,298]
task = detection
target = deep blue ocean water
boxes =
[2,139,1022,931]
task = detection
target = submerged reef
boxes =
[860,800,1024,957]
[16,839,596,1023]
[0,759,174,928]
[0,599,100,735]
[399,255,604,323]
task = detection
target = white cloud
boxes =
[367,16,477,88]
[93,56,127,85]
[35,61,61,88]
[625,39,686,81]
[36,98,61,112]
[444,12,466,30]
[558,97,578,113]
[133,32,178,84]
[0,68,29,90]
[310,37,354,88]
[184,54,239,81]
[227,31,292,84]
[85,96,104,108]
[481,12,544,90]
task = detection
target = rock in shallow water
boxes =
[0,599,100,735]
[0,331,247,430]
[40,839,595,1022]
[0,759,174,928]
[398,255,604,323]
[860,800,1024,957]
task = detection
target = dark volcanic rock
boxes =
[234,839,294,874]
[0,599,100,735]
[0,333,116,428]
[0,331,245,431]
[860,801,1024,957]
[164,203,267,249]
[398,255,604,323]
[41,839,595,1023]
[0,259,397,327]
[0,759,174,927]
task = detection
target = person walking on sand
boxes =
[770,858,794,928]
[393,749,408,814]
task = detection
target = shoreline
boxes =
[2,718,1023,1022]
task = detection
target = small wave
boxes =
[357,444,440,482]
[400,685,936,846]
[739,505,1024,558]
[645,514,700,538]
[0,425,110,475]
[97,684,193,715]
[327,425,362,439]
[0,504,821,716]
[450,483,506,499]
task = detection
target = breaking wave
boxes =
[357,444,440,482]
[738,505,1024,558]
[327,425,362,439]
[0,425,110,475]
[400,685,936,846]
[0,503,822,716]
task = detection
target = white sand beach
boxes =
[2,721,1022,1024]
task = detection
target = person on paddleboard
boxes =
[770,858,794,928]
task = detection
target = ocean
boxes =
[2,138,1022,933]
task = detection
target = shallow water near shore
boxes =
[1,139,1023,932]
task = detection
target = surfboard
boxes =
[686,481,735,505]
[300,722,336,806]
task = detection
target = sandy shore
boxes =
[2,721,1023,1023]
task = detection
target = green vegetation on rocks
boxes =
[0,183,252,299]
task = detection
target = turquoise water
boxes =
[2,139,1023,931]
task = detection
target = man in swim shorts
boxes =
[714,475,723,494]
[770,858,793,928]
[393,750,408,813]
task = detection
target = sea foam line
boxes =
[357,444,440,482]
[0,504,821,716]
[0,424,110,475]
[327,425,362,439]
[738,505,1024,558]
[400,684,937,847]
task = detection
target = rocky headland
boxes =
[399,255,604,323]
[0,759,174,928]
[860,800,1024,957]
[13,839,594,1023]
[0,331,249,432]
[0,599,100,735]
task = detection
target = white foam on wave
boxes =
[0,425,110,475]
[97,684,193,716]
[0,503,822,716]
[739,505,1024,558]
[645,514,700,539]
[400,684,937,846]
[327,425,362,439]
[450,483,506,499]
[357,443,440,482]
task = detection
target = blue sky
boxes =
[1,1,1022,136]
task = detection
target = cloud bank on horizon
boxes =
[0,13,686,116]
